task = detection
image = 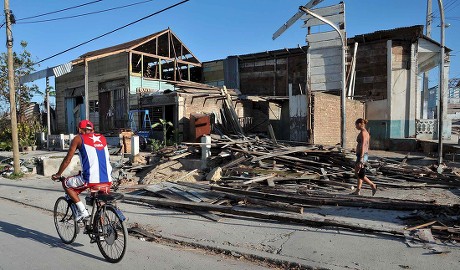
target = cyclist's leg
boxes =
[63,175,89,218]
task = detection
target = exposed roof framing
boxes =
[75,28,201,65]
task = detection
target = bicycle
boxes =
[53,177,128,263]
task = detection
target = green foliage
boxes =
[18,117,44,146]
[0,116,12,148]
[151,118,174,147]
[5,172,24,179]
[149,139,163,152]
[0,141,12,151]
[0,115,44,148]
[0,41,41,116]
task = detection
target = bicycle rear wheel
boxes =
[53,197,78,244]
[94,205,127,263]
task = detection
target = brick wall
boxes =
[312,92,364,149]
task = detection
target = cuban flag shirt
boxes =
[78,133,112,184]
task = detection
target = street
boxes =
[0,198,269,270]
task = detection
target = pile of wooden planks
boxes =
[200,135,460,193]
[125,134,460,243]
[123,180,460,241]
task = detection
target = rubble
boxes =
[117,132,460,249]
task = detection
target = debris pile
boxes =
[122,135,460,248]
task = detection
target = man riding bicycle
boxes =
[52,120,112,221]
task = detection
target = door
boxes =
[65,98,76,134]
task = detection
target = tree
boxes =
[0,41,41,120]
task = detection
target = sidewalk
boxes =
[1,175,459,270]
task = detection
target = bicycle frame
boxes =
[55,178,128,263]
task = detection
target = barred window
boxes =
[89,100,99,113]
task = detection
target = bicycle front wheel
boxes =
[53,197,78,244]
[94,205,127,263]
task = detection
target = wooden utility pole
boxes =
[4,0,20,174]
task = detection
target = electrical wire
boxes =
[34,0,190,65]
[432,0,460,24]
[17,0,155,24]
[17,0,104,21]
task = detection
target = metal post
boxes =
[422,0,432,119]
[46,76,51,135]
[437,0,445,169]
[84,58,89,120]
[4,0,20,174]
[300,7,347,148]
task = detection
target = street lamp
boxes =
[300,6,347,148]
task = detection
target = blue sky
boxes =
[3,0,459,103]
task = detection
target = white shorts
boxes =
[64,175,85,189]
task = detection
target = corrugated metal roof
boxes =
[231,46,309,61]
[350,25,425,43]
[349,25,451,52]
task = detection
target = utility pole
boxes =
[4,0,20,174]
[437,0,446,169]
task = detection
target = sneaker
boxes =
[75,209,90,222]
[372,185,378,196]
[350,189,361,196]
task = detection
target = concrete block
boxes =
[131,136,140,156]
[40,155,81,177]
[201,135,211,169]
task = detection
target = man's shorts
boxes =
[64,175,112,194]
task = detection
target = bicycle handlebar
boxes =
[52,175,66,182]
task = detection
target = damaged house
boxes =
[202,25,449,150]
[55,28,204,136]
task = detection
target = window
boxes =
[89,100,99,113]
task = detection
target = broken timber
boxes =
[123,194,404,236]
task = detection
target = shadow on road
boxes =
[0,220,104,262]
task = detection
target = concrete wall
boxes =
[365,40,418,149]
[366,99,390,149]
[388,41,417,139]
[312,92,364,149]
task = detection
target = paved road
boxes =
[0,198,269,270]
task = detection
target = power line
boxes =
[17,0,154,24]
[34,0,190,65]
[17,0,104,21]
[445,0,459,13]
[432,0,460,24]
[430,0,456,18]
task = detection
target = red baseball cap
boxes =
[78,120,94,130]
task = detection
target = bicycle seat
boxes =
[97,193,124,202]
